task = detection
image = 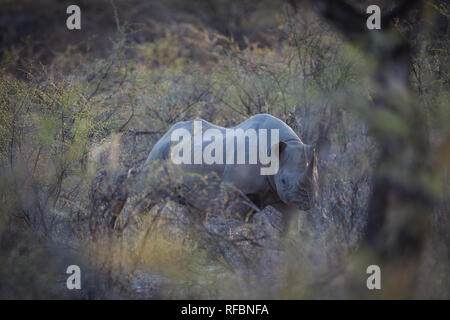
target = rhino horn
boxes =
[306,148,315,178]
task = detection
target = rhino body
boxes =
[141,114,318,229]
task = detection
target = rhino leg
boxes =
[270,202,300,236]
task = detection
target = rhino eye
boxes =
[281,178,287,185]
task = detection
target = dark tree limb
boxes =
[313,0,367,38]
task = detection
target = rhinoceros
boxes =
[131,114,318,231]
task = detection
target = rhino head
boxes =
[273,142,319,210]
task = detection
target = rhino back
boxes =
[148,114,302,162]
[237,114,303,144]
[145,119,227,180]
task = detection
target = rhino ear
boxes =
[278,141,288,154]
[269,141,287,157]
